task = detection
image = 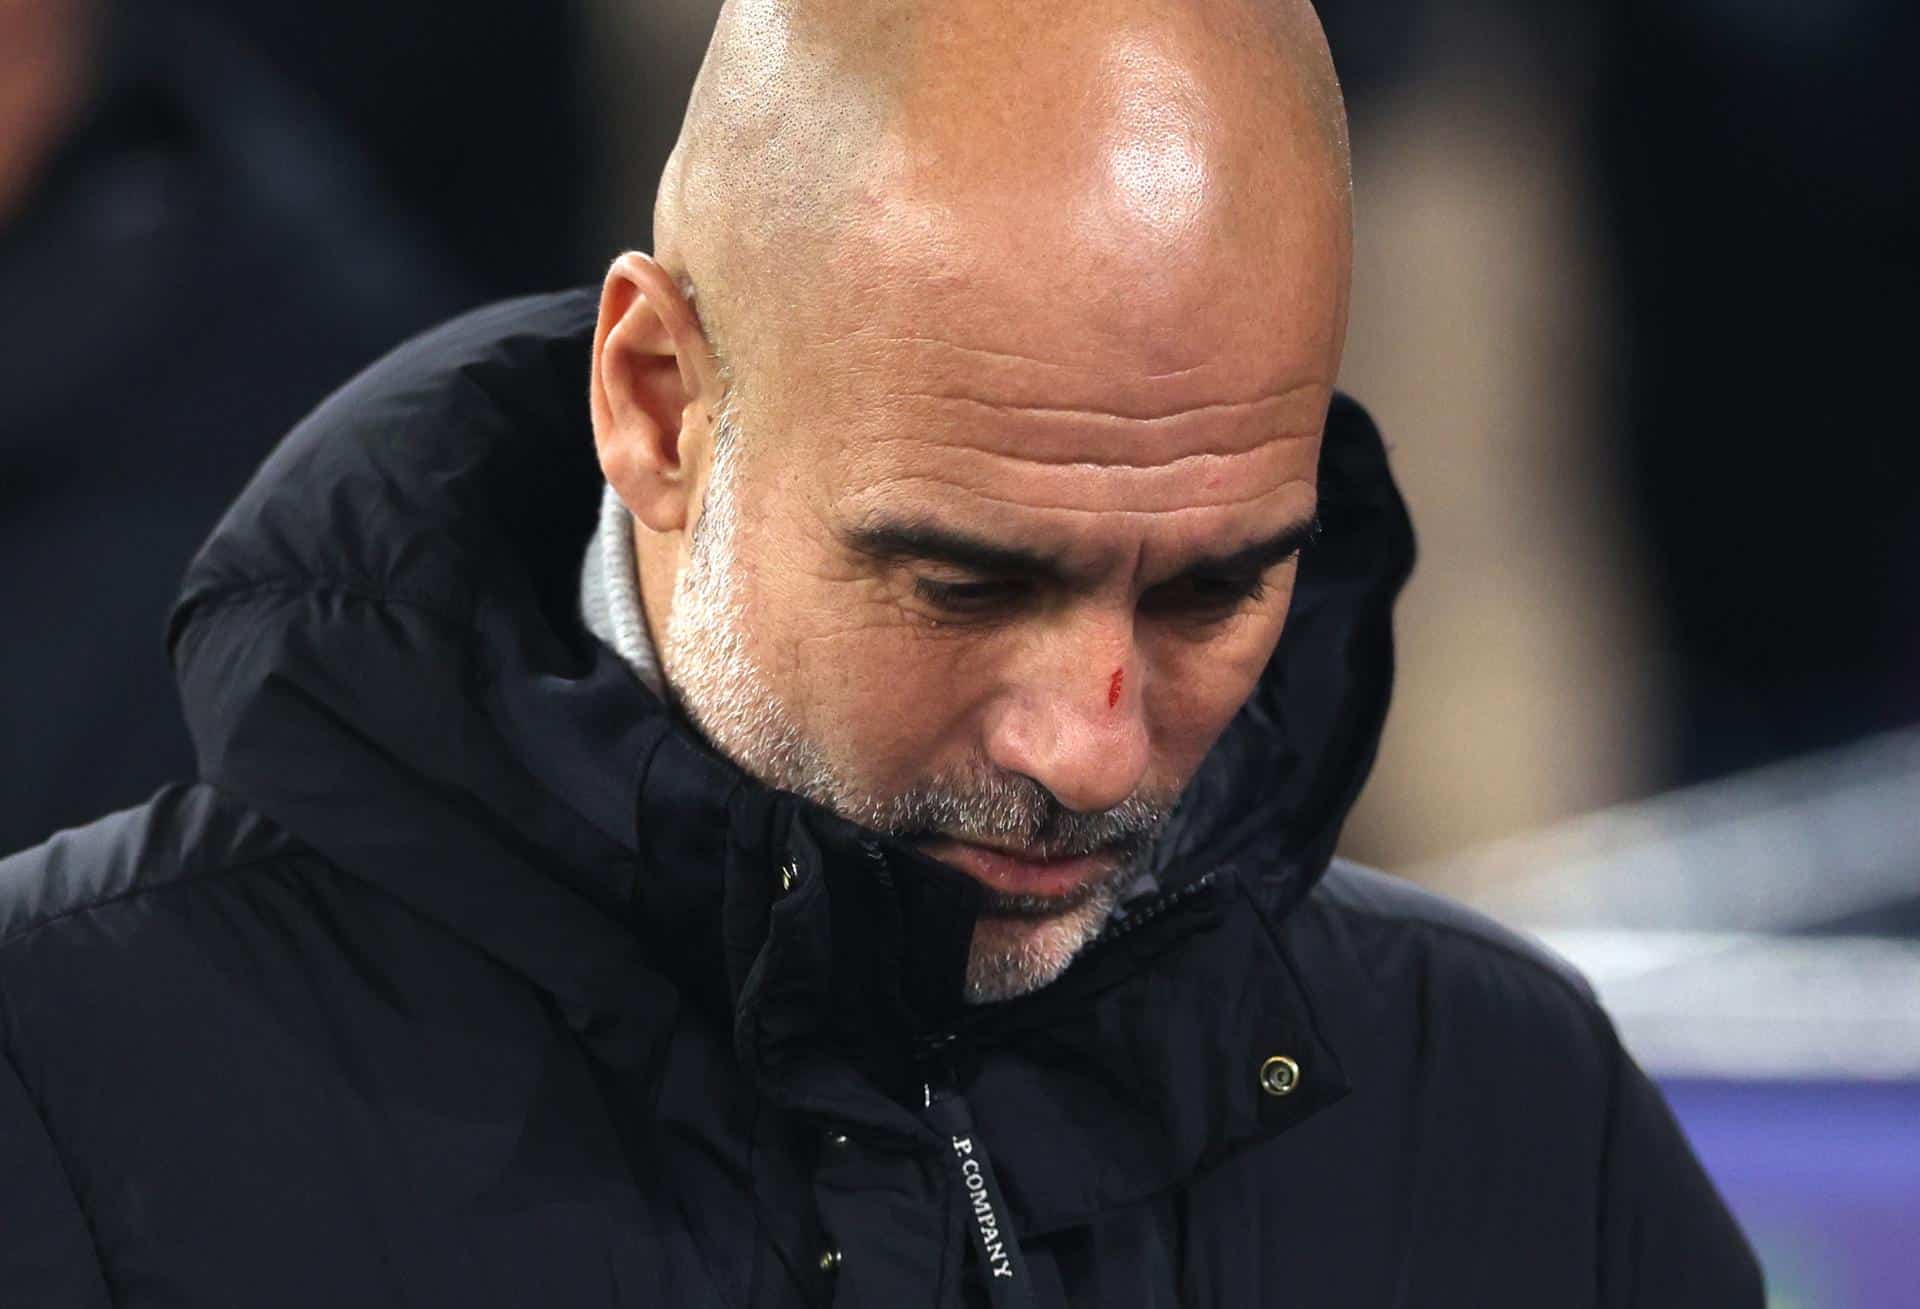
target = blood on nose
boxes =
[1107,667,1124,710]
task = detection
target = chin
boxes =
[962,895,1115,1005]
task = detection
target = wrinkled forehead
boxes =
[742,228,1330,571]
[748,247,1334,575]
[756,179,1344,499]
[759,136,1348,419]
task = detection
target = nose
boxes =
[982,620,1151,815]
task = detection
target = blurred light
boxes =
[1440,727,1920,936]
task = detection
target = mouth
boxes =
[917,838,1125,916]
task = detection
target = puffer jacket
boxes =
[0,290,1762,1307]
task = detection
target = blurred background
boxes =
[1,0,1913,1301]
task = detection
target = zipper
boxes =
[1090,868,1221,949]
[924,870,1224,1052]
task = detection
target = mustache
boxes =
[858,767,1178,862]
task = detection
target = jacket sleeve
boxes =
[1,1046,114,1307]
[1596,1041,1765,1307]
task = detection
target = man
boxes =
[0,1,1761,1305]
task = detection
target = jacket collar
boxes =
[170,288,1412,1231]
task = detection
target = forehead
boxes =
[755,195,1340,563]
[768,340,1331,584]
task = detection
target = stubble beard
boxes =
[659,417,1175,1004]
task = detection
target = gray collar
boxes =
[579,484,666,699]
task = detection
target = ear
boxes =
[589,251,726,533]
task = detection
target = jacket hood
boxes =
[169,290,1413,1182]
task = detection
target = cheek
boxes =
[1144,609,1290,776]
[733,533,986,772]
[811,635,996,787]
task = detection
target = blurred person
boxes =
[1597,0,1920,782]
[0,3,1760,1306]
[0,0,465,853]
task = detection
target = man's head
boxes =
[0,0,96,227]
[589,0,1352,1002]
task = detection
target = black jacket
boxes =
[0,291,1761,1307]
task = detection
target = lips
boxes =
[918,838,1117,905]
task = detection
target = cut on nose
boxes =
[984,678,1151,816]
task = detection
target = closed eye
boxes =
[1138,517,1316,623]
[1140,568,1275,620]
[913,575,1031,615]
[857,511,1316,625]
[915,558,1292,623]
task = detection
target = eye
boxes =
[1140,569,1276,622]
[913,575,1029,616]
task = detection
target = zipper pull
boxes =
[922,1083,1037,1309]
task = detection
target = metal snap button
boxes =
[818,1248,843,1273]
[1259,1055,1301,1097]
[825,1130,850,1148]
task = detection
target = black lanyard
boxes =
[924,1089,1038,1309]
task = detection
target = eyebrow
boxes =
[843,511,1322,583]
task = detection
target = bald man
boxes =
[0,2,1759,1306]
